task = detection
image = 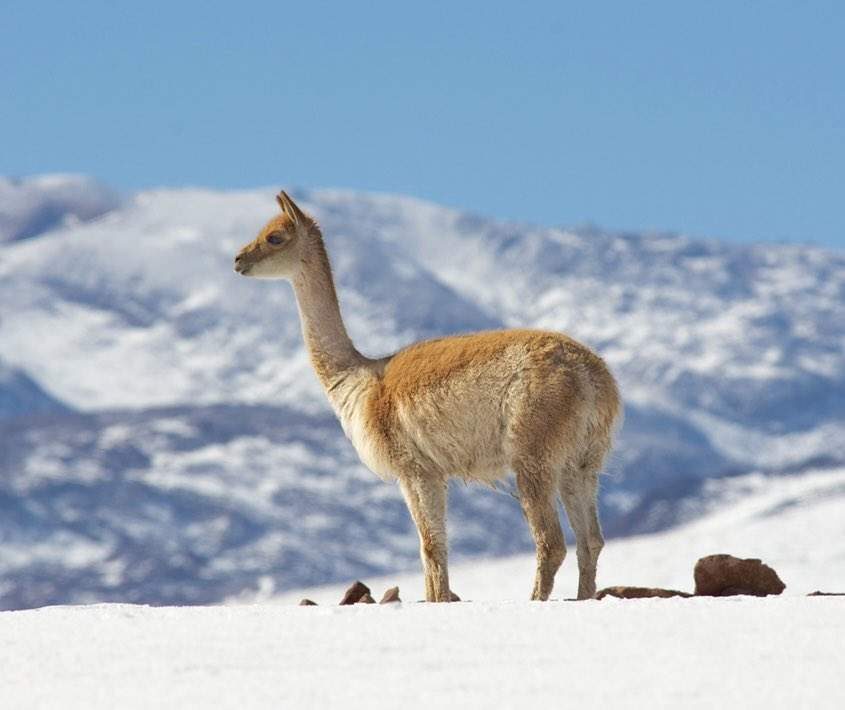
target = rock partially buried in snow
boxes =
[694,554,786,597]
[299,598,317,606]
[380,586,401,603]
[807,591,845,596]
[595,586,692,600]
[357,593,376,604]
[415,591,462,603]
[339,581,371,605]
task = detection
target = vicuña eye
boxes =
[267,233,286,245]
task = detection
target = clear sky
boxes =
[3,1,844,248]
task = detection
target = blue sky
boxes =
[3,1,843,247]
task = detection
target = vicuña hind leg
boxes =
[515,463,566,601]
[400,475,451,602]
[560,469,604,600]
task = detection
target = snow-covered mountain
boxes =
[1,175,843,610]
[0,175,121,244]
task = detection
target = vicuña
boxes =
[234,191,622,601]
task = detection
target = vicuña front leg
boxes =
[400,476,451,602]
[516,465,566,601]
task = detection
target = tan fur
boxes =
[235,192,622,601]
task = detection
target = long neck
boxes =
[291,229,365,391]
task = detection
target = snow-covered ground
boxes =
[2,597,842,709]
[3,469,842,709]
[270,466,845,604]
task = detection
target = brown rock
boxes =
[719,586,758,596]
[595,586,692,600]
[299,598,317,606]
[339,580,371,605]
[807,591,845,596]
[380,586,401,603]
[416,591,462,602]
[694,554,786,597]
[357,593,376,604]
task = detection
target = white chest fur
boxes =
[328,375,394,479]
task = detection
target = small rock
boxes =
[357,593,376,604]
[694,554,785,597]
[380,586,401,603]
[807,591,845,596]
[299,598,317,606]
[416,590,462,602]
[339,580,371,605]
[595,586,692,600]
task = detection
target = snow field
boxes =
[5,470,842,709]
[1,598,842,709]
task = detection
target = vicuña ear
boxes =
[276,190,307,226]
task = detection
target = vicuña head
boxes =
[234,191,315,280]
[233,190,622,603]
